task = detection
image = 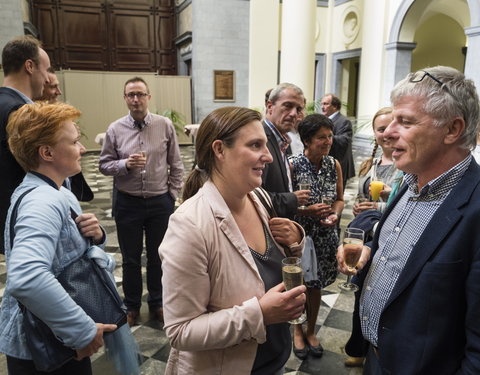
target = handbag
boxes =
[301,235,318,283]
[9,188,127,372]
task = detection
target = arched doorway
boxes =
[384,0,480,101]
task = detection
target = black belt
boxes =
[118,190,166,199]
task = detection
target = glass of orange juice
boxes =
[370,180,384,201]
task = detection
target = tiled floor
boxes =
[0,137,372,374]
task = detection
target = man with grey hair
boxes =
[262,82,309,218]
[338,66,480,374]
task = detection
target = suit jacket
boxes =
[329,112,355,184]
[261,121,297,218]
[159,180,304,374]
[0,87,28,253]
[351,160,480,374]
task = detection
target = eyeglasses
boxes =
[409,71,444,86]
[125,92,149,99]
[409,70,455,99]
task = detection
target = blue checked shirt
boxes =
[359,155,472,347]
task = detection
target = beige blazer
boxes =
[159,180,303,375]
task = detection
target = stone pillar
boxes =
[464,26,480,90]
[248,0,280,109]
[356,0,387,123]
[0,0,24,59]
[383,42,416,104]
[279,0,316,101]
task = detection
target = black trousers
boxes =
[115,191,174,311]
[6,356,91,375]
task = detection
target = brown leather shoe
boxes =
[344,356,365,367]
[150,307,164,322]
[127,310,139,327]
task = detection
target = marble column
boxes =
[279,0,316,101]
[356,0,388,122]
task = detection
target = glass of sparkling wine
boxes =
[282,257,306,324]
[297,174,311,210]
[339,228,365,292]
[140,150,147,174]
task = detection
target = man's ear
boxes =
[38,145,53,162]
[211,139,224,160]
[444,117,465,145]
[24,59,35,75]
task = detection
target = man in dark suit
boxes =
[338,66,480,374]
[0,35,51,253]
[321,93,355,188]
[262,83,309,218]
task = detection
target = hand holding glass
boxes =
[282,257,306,324]
[339,228,364,292]
[321,196,334,224]
[297,174,311,210]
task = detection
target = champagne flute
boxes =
[339,228,365,292]
[321,195,334,224]
[297,173,311,210]
[282,257,306,324]
[139,150,147,174]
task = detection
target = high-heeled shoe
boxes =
[293,340,309,360]
[307,342,324,358]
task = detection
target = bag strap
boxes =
[253,187,293,257]
[9,188,37,249]
[253,187,278,218]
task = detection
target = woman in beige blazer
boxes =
[159,106,306,375]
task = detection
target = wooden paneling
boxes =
[32,0,176,73]
[109,9,155,71]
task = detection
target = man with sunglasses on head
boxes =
[338,66,480,374]
[99,77,184,327]
[0,35,50,254]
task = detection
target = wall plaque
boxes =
[214,70,235,101]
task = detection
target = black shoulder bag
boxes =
[9,188,127,372]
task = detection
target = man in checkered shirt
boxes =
[338,66,480,374]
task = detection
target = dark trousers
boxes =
[363,345,383,375]
[6,355,91,375]
[115,191,174,311]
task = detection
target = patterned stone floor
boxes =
[0,137,372,374]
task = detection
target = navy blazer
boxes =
[261,121,297,219]
[329,112,355,183]
[0,87,28,253]
[352,159,480,374]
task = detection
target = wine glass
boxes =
[281,257,306,324]
[338,228,365,292]
[296,173,311,210]
[139,150,147,174]
[321,195,334,224]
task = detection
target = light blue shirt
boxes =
[0,173,103,359]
